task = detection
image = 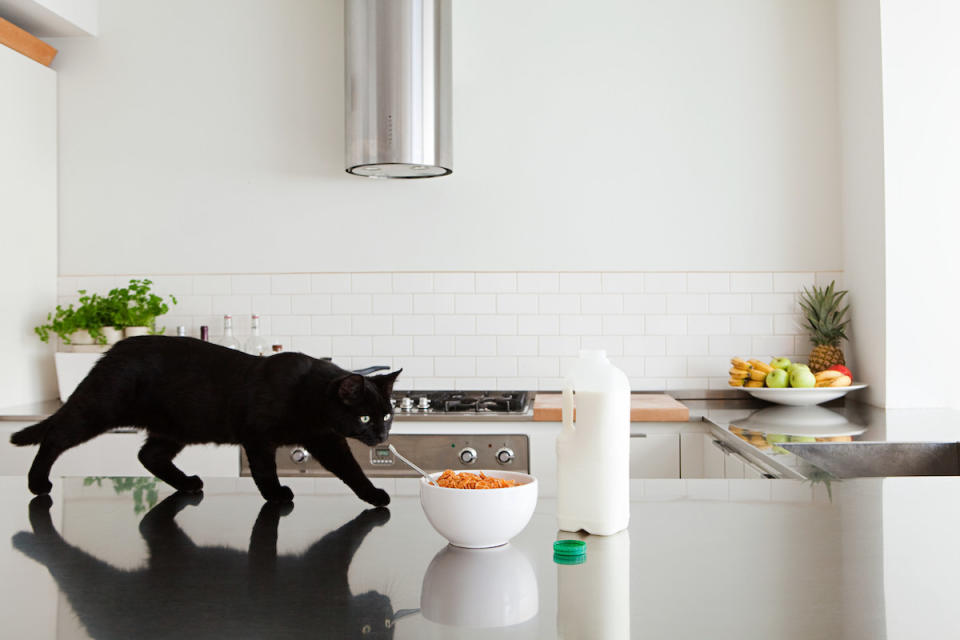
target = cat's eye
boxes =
[383,414,392,422]
[361,624,371,634]
[359,415,370,424]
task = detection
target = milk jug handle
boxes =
[561,383,575,432]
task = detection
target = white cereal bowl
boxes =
[419,470,538,549]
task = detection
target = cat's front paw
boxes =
[266,486,294,504]
[177,475,204,494]
[364,488,390,507]
[28,475,52,496]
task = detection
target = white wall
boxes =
[836,0,885,406]
[0,46,58,406]
[880,0,960,409]
[50,0,841,276]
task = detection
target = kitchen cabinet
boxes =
[681,433,773,479]
[629,434,680,479]
[0,423,240,479]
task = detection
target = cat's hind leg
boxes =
[138,436,203,493]
[26,409,111,496]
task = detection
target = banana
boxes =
[730,358,751,370]
[829,375,852,387]
[816,380,834,387]
[728,377,745,387]
[749,369,767,381]
[815,370,843,383]
[744,380,764,388]
[749,360,774,374]
[729,368,750,379]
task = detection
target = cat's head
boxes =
[333,370,402,446]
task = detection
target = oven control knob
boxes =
[495,447,515,465]
[290,448,310,464]
[458,447,478,465]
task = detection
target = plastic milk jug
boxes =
[556,350,630,535]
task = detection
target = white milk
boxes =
[556,350,631,535]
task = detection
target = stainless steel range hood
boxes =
[345,0,452,179]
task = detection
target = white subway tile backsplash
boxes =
[539,294,580,314]
[231,275,271,295]
[815,271,844,288]
[667,294,709,315]
[457,378,498,390]
[519,315,559,336]
[289,294,329,315]
[454,335,497,356]
[477,273,517,293]
[332,294,372,315]
[623,294,666,314]
[351,273,392,293]
[311,274,351,293]
[731,315,773,336]
[392,273,433,293]
[312,315,351,336]
[559,273,602,293]
[477,357,518,377]
[211,295,251,315]
[413,294,455,314]
[602,273,644,293]
[352,315,392,335]
[517,272,559,293]
[497,335,538,356]
[559,315,602,336]
[194,275,231,295]
[581,294,623,314]
[455,294,497,314]
[478,316,517,335]
[496,294,538,314]
[393,315,435,336]
[434,273,475,293]
[271,274,311,294]
[435,315,476,335]
[623,336,666,356]
[435,357,476,377]
[687,273,730,293]
[644,273,686,293]
[64,270,825,390]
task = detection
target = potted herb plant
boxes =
[106,279,177,338]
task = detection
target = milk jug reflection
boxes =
[557,350,631,535]
[420,543,539,628]
[557,531,630,639]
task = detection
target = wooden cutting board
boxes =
[532,393,689,422]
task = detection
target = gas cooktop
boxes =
[390,391,530,415]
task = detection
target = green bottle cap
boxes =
[553,539,587,556]
[554,552,586,565]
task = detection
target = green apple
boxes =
[766,433,789,455]
[788,436,817,443]
[765,369,789,388]
[786,363,809,374]
[770,357,791,370]
[790,368,816,388]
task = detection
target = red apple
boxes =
[827,365,853,379]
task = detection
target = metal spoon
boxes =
[389,444,436,486]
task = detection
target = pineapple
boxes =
[799,281,850,373]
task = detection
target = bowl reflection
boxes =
[420,543,539,628]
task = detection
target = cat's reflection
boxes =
[13,493,414,639]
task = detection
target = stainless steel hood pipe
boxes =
[345,0,452,178]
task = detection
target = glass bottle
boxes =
[216,315,242,350]
[245,314,271,356]
[200,325,209,342]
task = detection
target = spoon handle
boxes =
[388,444,436,486]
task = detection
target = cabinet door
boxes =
[0,46,57,407]
[630,434,680,479]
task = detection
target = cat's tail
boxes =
[10,420,51,446]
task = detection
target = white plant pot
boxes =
[65,330,95,345]
[102,326,124,344]
[123,326,150,338]
[54,352,103,402]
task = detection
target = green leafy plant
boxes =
[34,289,113,344]
[84,476,160,514]
[105,279,177,331]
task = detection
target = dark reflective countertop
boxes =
[4,474,960,638]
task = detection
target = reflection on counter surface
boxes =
[3,474,960,638]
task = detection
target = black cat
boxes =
[10,336,401,505]
[13,493,416,638]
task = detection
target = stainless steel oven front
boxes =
[241,433,530,478]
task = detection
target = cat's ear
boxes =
[337,374,366,406]
[372,369,402,397]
